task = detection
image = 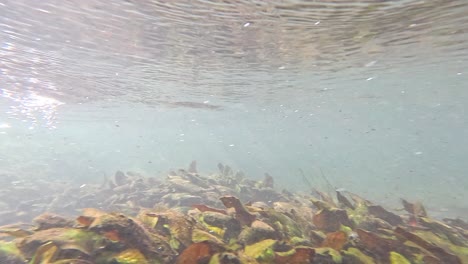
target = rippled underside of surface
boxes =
[1,0,467,104]
[0,1,468,218]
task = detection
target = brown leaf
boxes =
[76,216,94,228]
[33,213,74,230]
[321,231,347,251]
[192,204,227,215]
[310,199,332,210]
[356,228,401,255]
[368,205,403,226]
[30,241,58,264]
[394,226,462,264]
[0,224,33,238]
[103,230,121,242]
[176,241,217,264]
[114,170,128,186]
[85,212,176,261]
[217,163,224,173]
[336,191,355,209]
[81,208,107,218]
[313,208,352,232]
[443,218,468,230]
[275,247,315,264]
[188,160,198,173]
[313,189,336,207]
[422,255,442,264]
[419,217,468,247]
[348,193,372,207]
[220,196,256,226]
[401,199,427,217]
[262,173,274,188]
[313,209,339,232]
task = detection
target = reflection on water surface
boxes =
[0,1,467,220]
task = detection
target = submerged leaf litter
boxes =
[0,162,467,263]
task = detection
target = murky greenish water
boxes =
[0,0,467,219]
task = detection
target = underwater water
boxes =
[0,0,467,222]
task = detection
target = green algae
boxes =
[389,251,411,264]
